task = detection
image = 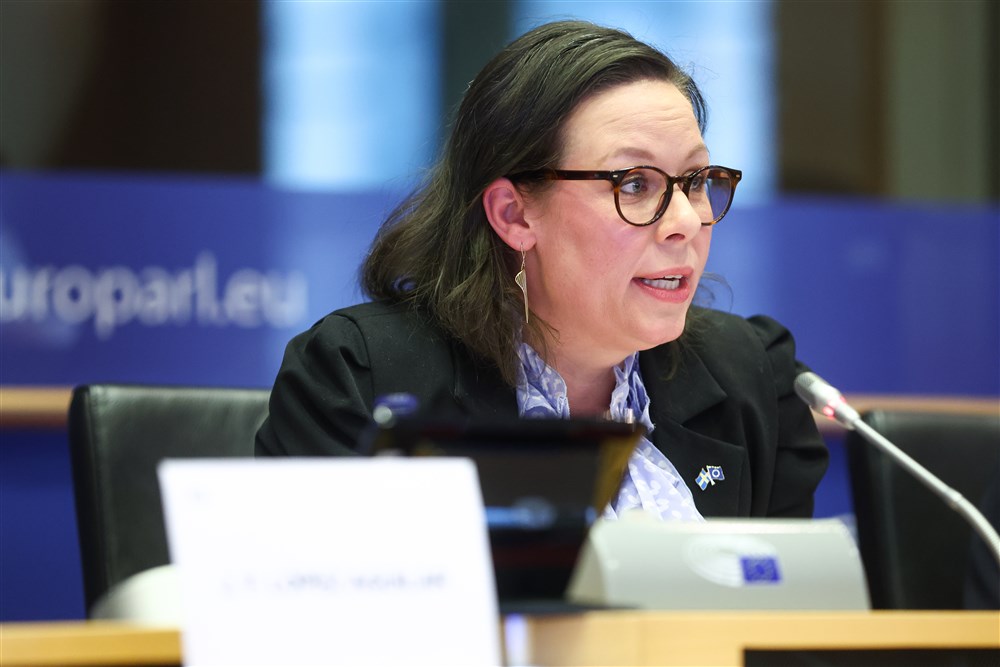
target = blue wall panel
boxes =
[1,171,399,387]
[709,198,999,396]
[0,430,85,621]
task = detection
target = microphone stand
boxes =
[796,372,1000,566]
[849,416,1000,566]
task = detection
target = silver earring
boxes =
[515,245,528,324]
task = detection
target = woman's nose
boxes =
[654,186,703,242]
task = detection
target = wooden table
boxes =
[521,610,1000,666]
[0,622,179,666]
[2,611,998,666]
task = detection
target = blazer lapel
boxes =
[640,343,752,517]
[447,337,752,516]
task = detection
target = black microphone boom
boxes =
[794,371,1000,566]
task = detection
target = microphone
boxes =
[794,372,861,428]
[795,372,1000,566]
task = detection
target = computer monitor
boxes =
[365,417,643,611]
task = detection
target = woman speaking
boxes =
[255,20,829,521]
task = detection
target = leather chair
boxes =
[845,409,1000,609]
[68,384,269,615]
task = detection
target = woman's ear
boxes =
[482,177,536,251]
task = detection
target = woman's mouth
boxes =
[639,275,683,290]
[633,273,692,303]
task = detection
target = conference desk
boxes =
[2,611,998,666]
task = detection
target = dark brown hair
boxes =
[361,20,707,385]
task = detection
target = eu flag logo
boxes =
[740,556,781,584]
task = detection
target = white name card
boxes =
[159,458,501,666]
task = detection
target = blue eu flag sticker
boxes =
[740,556,781,584]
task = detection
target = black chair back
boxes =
[68,384,268,614]
[845,409,1000,609]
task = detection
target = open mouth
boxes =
[639,275,684,290]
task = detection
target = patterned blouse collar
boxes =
[514,341,704,522]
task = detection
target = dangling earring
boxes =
[515,245,528,324]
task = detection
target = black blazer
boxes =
[256,301,829,518]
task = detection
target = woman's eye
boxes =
[620,175,647,195]
[688,174,707,191]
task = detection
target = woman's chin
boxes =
[633,316,688,351]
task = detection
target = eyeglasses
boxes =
[509,165,743,227]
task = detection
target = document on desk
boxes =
[159,458,501,666]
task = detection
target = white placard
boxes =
[159,458,501,666]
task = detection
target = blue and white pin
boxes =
[695,465,725,491]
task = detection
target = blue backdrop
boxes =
[1,170,997,620]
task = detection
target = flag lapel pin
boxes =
[695,465,725,491]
